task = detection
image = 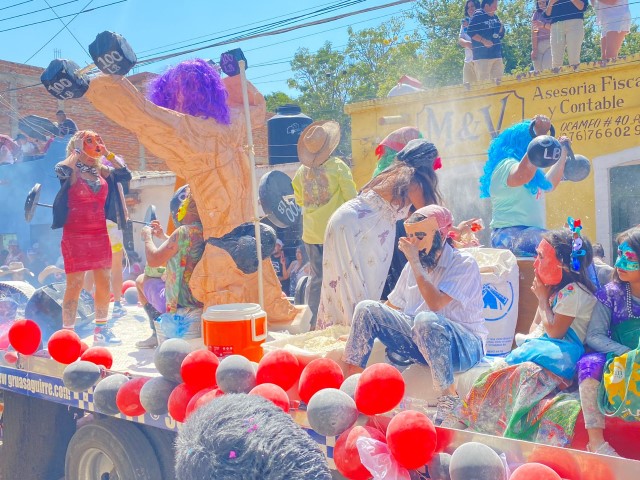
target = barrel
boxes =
[267,105,313,165]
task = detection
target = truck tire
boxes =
[65,417,162,480]
[139,424,177,480]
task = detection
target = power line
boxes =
[42,0,91,59]
[0,0,33,11]
[24,0,95,64]
[136,0,369,57]
[133,0,416,69]
[0,0,126,34]
[0,0,80,22]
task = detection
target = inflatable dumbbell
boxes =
[219,48,247,77]
[40,59,90,100]
[563,153,591,182]
[527,135,562,168]
[529,119,556,138]
[89,31,137,76]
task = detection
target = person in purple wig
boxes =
[147,59,231,124]
[77,47,300,326]
[478,114,569,257]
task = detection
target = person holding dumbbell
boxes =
[41,32,301,326]
[479,115,569,256]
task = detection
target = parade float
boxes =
[0,31,639,480]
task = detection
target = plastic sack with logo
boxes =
[466,248,520,355]
[599,337,640,421]
[356,436,411,480]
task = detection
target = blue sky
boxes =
[0,0,413,95]
[2,0,639,97]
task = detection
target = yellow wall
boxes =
[345,56,640,247]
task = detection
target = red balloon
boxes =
[298,358,344,405]
[249,383,290,412]
[334,425,386,480]
[529,446,582,480]
[188,387,225,416]
[4,351,18,364]
[121,280,136,295]
[168,383,199,423]
[355,364,405,415]
[8,319,41,355]
[511,463,562,480]
[365,415,392,436]
[48,329,82,364]
[81,346,113,369]
[180,349,219,391]
[386,410,437,470]
[256,349,301,391]
[79,341,89,355]
[116,377,150,417]
[434,426,455,453]
[185,387,217,419]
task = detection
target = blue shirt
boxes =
[467,9,504,60]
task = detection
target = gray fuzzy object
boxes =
[339,374,360,400]
[93,373,129,415]
[153,338,193,383]
[62,361,101,392]
[216,355,257,393]
[306,388,358,437]
[175,393,332,480]
[449,442,506,480]
[139,376,178,415]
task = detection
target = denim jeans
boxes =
[491,225,546,257]
[343,300,484,391]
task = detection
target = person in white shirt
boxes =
[459,0,479,84]
[342,205,486,425]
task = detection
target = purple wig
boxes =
[147,59,231,125]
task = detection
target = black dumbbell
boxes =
[89,31,137,76]
[219,49,247,77]
[563,153,591,182]
[527,135,562,168]
[40,59,90,100]
[529,119,556,138]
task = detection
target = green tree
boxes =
[264,91,297,113]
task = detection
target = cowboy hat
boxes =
[38,265,65,284]
[0,262,34,278]
[297,120,341,167]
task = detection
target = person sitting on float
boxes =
[452,225,596,446]
[577,226,640,457]
[342,205,487,426]
[479,114,569,256]
[317,139,444,330]
[135,185,205,348]
[52,130,131,346]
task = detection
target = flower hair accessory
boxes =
[567,217,585,271]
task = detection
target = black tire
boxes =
[294,275,308,305]
[138,424,177,480]
[65,417,162,480]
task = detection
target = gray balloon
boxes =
[449,442,506,480]
[216,355,256,393]
[140,376,178,415]
[307,388,358,437]
[339,374,360,400]
[63,361,102,392]
[153,338,193,383]
[428,453,452,480]
[93,374,129,415]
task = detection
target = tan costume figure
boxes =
[85,75,297,323]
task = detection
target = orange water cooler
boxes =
[202,303,267,362]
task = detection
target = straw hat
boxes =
[297,120,341,167]
[0,262,33,277]
[38,264,65,284]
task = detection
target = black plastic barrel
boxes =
[267,104,313,165]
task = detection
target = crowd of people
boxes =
[287,111,639,458]
[0,110,77,165]
[458,0,631,83]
